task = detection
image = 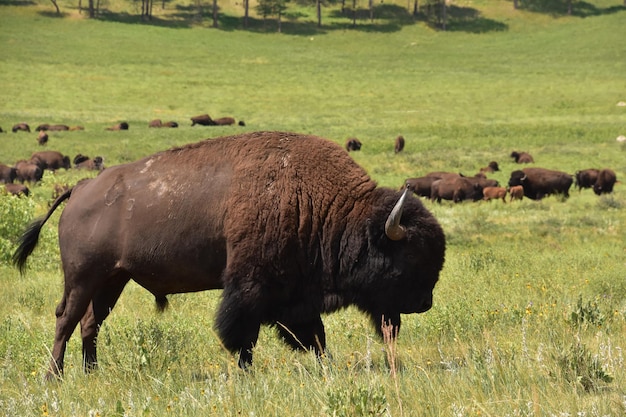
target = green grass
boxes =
[1,1,626,415]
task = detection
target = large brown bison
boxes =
[593,169,617,195]
[31,151,71,172]
[13,131,446,378]
[510,151,534,164]
[508,168,573,200]
[575,169,599,191]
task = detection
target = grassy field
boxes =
[1,0,626,415]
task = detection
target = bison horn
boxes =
[385,188,409,241]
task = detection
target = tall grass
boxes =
[1,1,625,415]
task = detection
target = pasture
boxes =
[1,0,625,415]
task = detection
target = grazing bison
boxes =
[13,131,446,378]
[508,185,524,202]
[0,163,17,184]
[345,138,362,152]
[593,169,617,195]
[48,124,70,131]
[511,151,534,164]
[31,151,71,172]
[12,123,30,133]
[14,161,43,183]
[148,119,163,128]
[575,169,599,191]
[394,136,405,153]
[431,176,484,203]
[508,168,573,200]
[76,156,105,171]
[36,124,50,131]
[482,186,507,203]
[480,161,500,173]
[38,130,49,146]
[4,183,30,197]
[190,114,214,126]
[106,122,129,131]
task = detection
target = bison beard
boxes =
[13,131,445,377]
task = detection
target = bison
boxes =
[508,185,524,202]
[12,123,30,133]
[31,151,71,172]
[593,169,617,195]
[575,169,599,191]
[213,117,236,126]
[431,176,484,203]
[38,130,49,146]
[13,131,446,379]
[190,114,214,126]
[4,183,30,197]
[482,186,507,203]
[510,151,534,164]
[106,122,129,131]
[508,168,573,200]
[345,138,362,152]
[405,176,439,198]
[76,156,105,171]
[14,160,43,183]
[0,163,17,184]
[394,136,405,153]
[480,161,500,173]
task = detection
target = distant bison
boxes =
[508,185,524,202]
[14,161,43,183]
[0,163,17,184]
[190,114,214,126]
[13,131,445,379]
[4,183,30,197]
[106,122,129,131]
[76,156,105,171]
[394,136,405,153]
[149,119,179,128]
[31,151,71,172]
[38,130,49,146]
[575,169,599,191]
[511,151,534,164]
[345,138,362,152]
[593,169,617,195]
[480,161,500,173]
[482,186,507,203]
[12,123,30,133]
[213,117,236,126]
[431,176,484,203]
[405,176,440,198]
[508,168,573,200]
[35,124,69,131]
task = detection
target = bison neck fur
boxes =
[13,131,445,376]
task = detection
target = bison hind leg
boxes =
[155,295,169,312]
[276,316,327,356]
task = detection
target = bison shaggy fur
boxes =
[13,131,446,378]
[593,169,617,195]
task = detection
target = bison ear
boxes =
[385,188,409,241]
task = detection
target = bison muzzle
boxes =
[13,131,446,378]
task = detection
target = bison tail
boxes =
[12,187,73,275]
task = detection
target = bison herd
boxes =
[404,151,618,203]
[1,150,104,197]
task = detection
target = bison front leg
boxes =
[276,316,327,357]
[215,290,261,369]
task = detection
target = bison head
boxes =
[508,170,526,187]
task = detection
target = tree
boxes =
[212,0,218,27]
[256,0,290,32]
[49,0,60,14]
